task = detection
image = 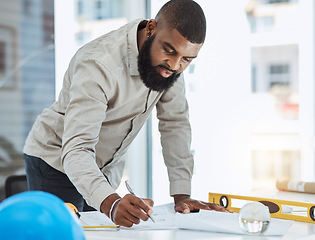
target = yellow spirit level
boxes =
[209,192,315,224]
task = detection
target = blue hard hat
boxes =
[0,191,86,240]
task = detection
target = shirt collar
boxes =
[127,19,146,76]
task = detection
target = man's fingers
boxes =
[128,194,153,216]
[117,216,134,228]
[196,200,232,213]
[123,210,141,225]
[175,199,207,213]
[127,203,150,222]
[190,200,211,211]
[205,202,233,213]
[142,198,154,207]
[174,198,233,214]
[175,202,190,214]
[112,194,154,227]
[194,200,232,213]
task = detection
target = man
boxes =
[23,0,231,227]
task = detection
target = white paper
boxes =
[79,211,118,230]
[130,203,293,236]
[176,209,293,236]
[80,203,293,236]
[125,203,177,230]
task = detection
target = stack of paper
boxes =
[176,209,293,236]
[130,203,293,236]
[80,203,293,236]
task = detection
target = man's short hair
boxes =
[155,0,206,44]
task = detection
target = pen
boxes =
[125,180,155,223]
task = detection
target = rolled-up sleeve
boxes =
[62,58,115,211]
[156,75,194,196]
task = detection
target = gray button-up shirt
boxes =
[24,19,194,211]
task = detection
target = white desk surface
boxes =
[84,191,315,240]
[84,221,315,240]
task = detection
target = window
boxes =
[43,0,55,44]
[0,27,15,89]
[251,45,298,94]
[256,0,291,4]
[0,0,55,201]
[188,64,195,74]
[94,0,110,20]
[23,0,32,15]
[251,65,257,92]
[95,0,103,19]
[250,16,274,33]
[0,41,5,76]
[77,0,83,16]
[268,0,290,4]
[269,64,290,88]
[96,0,102,8]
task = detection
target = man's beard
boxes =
[137,34,181,92]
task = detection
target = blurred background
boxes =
[0,0,314,205]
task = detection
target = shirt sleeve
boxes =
[61,58,116,211]
[156,74,194,196]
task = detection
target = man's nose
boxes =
[168,57,181,71]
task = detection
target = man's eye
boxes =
[183,57,192,62]
[164,47,174,54]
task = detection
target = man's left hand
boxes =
[173,194,233,214]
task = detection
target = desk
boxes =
[84,221,315,240]
[84,191,315,240]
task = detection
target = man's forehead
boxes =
[155,27,203,55]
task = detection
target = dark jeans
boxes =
[24,154,95,212]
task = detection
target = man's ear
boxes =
[146,19,157,38]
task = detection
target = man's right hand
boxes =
[101,193,154,227]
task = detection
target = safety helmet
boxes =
[0,191,86,240]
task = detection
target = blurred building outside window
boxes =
[150,0,315,205]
